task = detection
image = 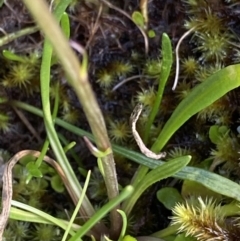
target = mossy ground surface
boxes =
[1,0,240,240]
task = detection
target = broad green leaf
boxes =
[132,11,144,28]
[152,64,240,152]
[148,30,156,38]
[39,161,56,175]
[209,125,221,144]
[26,161,42,178]
[156,187,184,210]
[51,174,64,193]
[209,125,229,144]
[122,235,137,241]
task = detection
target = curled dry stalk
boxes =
[0,150,90,241]
[131,104,166,159]
[172,27,195,90]
[22,0,120,238]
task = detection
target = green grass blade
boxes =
[152,64,240,152]
[10,207,54,224]
[10,206,81,232]
[117,210,128,241]
[60,12,70,38]
[144,33,172,142]
[11,200,76,236]
[62,170,91,241]
[68,186,134,241]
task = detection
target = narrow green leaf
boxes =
[181,179,222,201]
[152,64,240,152]
[176,166,240,201]
[13,102,240,203]
[112,145,240,202]
[133,33,172,191]
[11,200,76,235]
[60,12,70,39]
[2,50,25,62]
[122,156,191,216]
[62,171,91,241]
[144,33,172,142]
[63,141,76,153]
[117,210,128,241]
[10,206,53,224]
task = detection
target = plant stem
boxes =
[22,0,120,237]
[0,26,38,47]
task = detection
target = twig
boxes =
[0,150,78,240]
[112,75,144,91]
[12,106,41,143]
[131,104,166,159]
